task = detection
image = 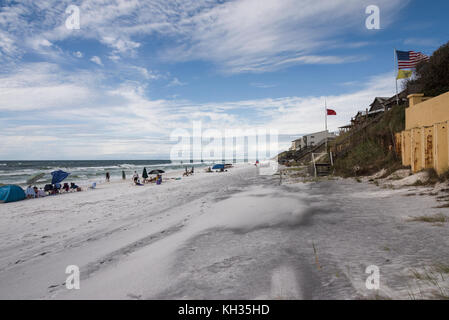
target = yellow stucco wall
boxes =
[401,130,411,167]
[422,126,434,169]
[433,122,449,174]
[398,91,449,174]
[410,128,423,172]
[406,92,449,130]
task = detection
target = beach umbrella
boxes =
[148,169,165,175]
[51,170,70,184]
[142,167,148,179]
[212,164,225,170]
[26,172,45,185]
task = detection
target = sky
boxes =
[0,0,448,160]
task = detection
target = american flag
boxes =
[397,50,429,69]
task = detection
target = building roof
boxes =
[385,90,409,107]
[369,97,389,112]
[370,97,389,106]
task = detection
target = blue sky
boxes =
[0,0,448,159]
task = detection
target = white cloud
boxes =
[73,51,83,58]
[0,62,397,158]
[130,66,159,80]
[403,38,441,48]
[159,0,407,73]
[0,0,408,72]
[250,83,277,89]
[167,77,187,87]
[90,56,103,66]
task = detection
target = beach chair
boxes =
[89,182,97,189]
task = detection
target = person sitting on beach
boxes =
[38,188,46,198]
[70,182,79,190]
[33,186,39,197]
[132,171,139,184]
[52,184,61,194]
[63,183,70,192]
[25,185,35,199]
[44,184,53,195]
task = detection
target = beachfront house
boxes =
[343,90,419,131]
[290,138,303,151]
[369,97,389,113]
[290,131,337,151]
[351,97,391,127]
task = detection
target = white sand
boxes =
[1,165,449,300]
[0,164,267,299]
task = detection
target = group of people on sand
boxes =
[103,166,202,187]
[25,182,81,199]
[25,186,46,199]
[183,167,195,176]
[132,171,162,186]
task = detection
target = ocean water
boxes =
[0,160,211,186]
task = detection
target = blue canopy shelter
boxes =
[212,164,225,170]
[51,170,70,185]
[0,185,26,203]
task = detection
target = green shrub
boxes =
[334,104,405,177]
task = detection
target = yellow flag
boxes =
[397,69,413,79]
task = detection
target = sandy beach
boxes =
[0,165,448,299]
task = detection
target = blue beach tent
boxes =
[212,164,225,170]
[51,170,70,184]
[0,185,26,203]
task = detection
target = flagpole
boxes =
[394,48,399,105]
[325,99,328,153]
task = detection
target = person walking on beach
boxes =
[122,170,126,180]
[106,172,110,182]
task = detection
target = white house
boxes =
[290,131,336,151]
